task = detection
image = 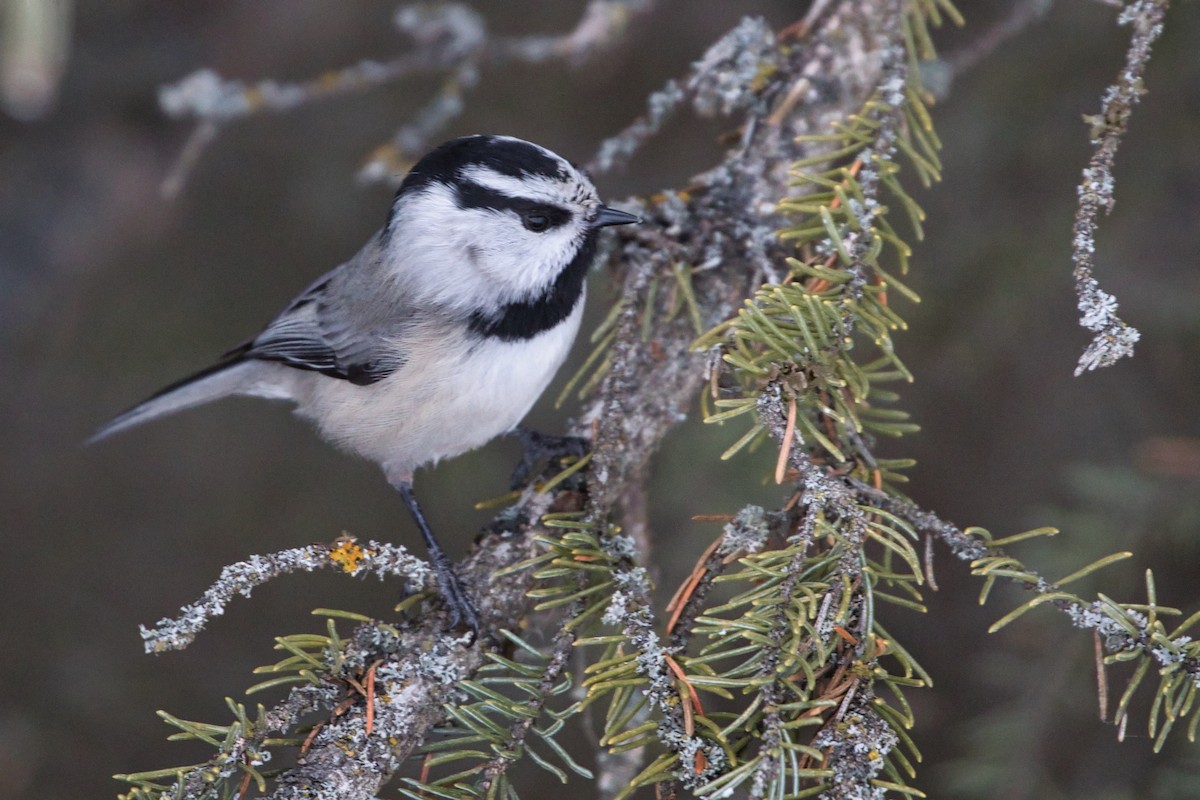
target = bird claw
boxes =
[394,479,481,643]
[509,427,590,490]
[432,562,481,642]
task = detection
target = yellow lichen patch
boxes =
[330,539,366,573]
[749,62,778,92]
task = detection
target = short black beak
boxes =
[591,206,641,228]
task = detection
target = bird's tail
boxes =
[89,358,258,443]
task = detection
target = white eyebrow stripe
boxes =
[459,165,573,205]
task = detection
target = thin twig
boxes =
[159,1,657,194]
[884,495,1200,688]
[139,538,432,653]
[943,0,1052,79]
[1071,0,1170,375]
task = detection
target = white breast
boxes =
[283,298,586,475]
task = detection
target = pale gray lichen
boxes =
[718,504,770,555]
[602,589,630,625]
[813,701,899,800]
[1069,0,1168,375]
[140,540,432,653]
[688,17,778,118]
[393,2,485,57]
[606,533,638,560]
[1073,277,1141,376]
[158,69,248,120]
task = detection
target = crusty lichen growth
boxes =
[119,492,559,800]
[139,538,432,653]
[883,492,1200,752]
[1071,0,1170,375]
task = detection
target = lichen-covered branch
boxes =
[1071,0,1170,375]
[883,494,1200,719]
[158,0,655,195]
[139,538,432,653]
[120,491,563,800]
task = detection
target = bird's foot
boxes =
[392,478,482,642]
[430,557,481,641]
[509,426,591,490]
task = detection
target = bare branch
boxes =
[587,78,686,175]
[488,0,653,66]
[158,1,656,195]
[942,0,1051,81]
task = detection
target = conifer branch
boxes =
[883,495,1200,697]
[124,5,915,797]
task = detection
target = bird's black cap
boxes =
[397,135,568,198]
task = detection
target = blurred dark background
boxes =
[3,2,1200,798]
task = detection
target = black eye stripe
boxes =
[384,135,579,239]
[453,182,571,230]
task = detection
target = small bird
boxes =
[92,134,639,633]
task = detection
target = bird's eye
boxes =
[522,212,550,233]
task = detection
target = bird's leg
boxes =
[508,426,591,490]
[392,479,481,637]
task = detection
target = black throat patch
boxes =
[468,231,597,341]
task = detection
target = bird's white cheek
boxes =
[476,229,577,297]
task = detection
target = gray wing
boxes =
[231,244,408,386]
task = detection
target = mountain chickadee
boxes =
[92,134,640,633]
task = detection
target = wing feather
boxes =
[238,255,406,386]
